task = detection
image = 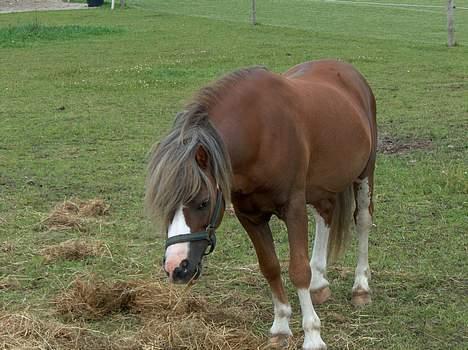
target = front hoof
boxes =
[268,334,290,349]
[303,338,327,350]
[352,288,371,306]
[310,286,331,305]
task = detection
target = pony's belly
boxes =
[305,139,370,195]
[305,186,337,204]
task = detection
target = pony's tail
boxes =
[327,185,355,262]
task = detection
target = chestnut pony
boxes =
[146,60,377,350]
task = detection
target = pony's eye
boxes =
[197,199,209,210]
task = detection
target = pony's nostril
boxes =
[180,259,189,269]
[173,266,186,280]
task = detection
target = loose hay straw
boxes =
[0,312,132,350]
[40,198,110,231]
[53,275,269,349]
[40,239,108,263]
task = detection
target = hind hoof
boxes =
[269,334,290,349]
[352,288,371,306]
[311,286,331,305]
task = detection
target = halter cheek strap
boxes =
[164,190,223,256]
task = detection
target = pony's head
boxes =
[145,110,231,284]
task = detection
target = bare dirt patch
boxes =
[378,134,433,155]
[0,0,87,14]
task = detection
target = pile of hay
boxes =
[53,276,269,349]
[41,239,108,262]
[0,312,131,350]
[55,277,138,320]
[40,198,110,231]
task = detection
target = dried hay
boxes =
[55,277,137,320]
[137,316,265,350]
[40,198,110,231]
[79,199,110,217]
[41,239,108,263]
[0,312,133,350]
[54,276,269,349]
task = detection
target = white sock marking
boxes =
[164,206,190,276]
[310,209,330,292]
[270,295,292,336]
[353,178,372,292]
[297,288,326,349]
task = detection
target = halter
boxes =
[164,190,223,256]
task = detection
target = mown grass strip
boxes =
[0,22,122,48]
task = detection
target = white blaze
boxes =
[164,206,190,278]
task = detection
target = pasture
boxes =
[0,0,467,349]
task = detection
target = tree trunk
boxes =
[447,0,455,47]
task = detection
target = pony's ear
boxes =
[195,145,209,169]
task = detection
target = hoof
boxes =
[352,288,371,306]
[304,345,327,350]
[310,286,331,305]
[268,334,290,349]
[303,338,327,350]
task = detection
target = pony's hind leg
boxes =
[235,212,292,347]
[352,177,373,306]
[309,206,332,305]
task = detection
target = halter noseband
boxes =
[164,190,223,256]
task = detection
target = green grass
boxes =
[0,1,467,349]
[0,22,121,48]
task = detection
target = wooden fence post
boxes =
[447,0,455,47]
[252,0,257,25]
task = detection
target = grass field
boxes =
[0,1,467,349]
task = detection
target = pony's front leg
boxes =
[285,194,326,350]
[236,213,292,347]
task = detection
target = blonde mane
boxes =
[145,67,266,232]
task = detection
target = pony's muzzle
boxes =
[168,259,201,284]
